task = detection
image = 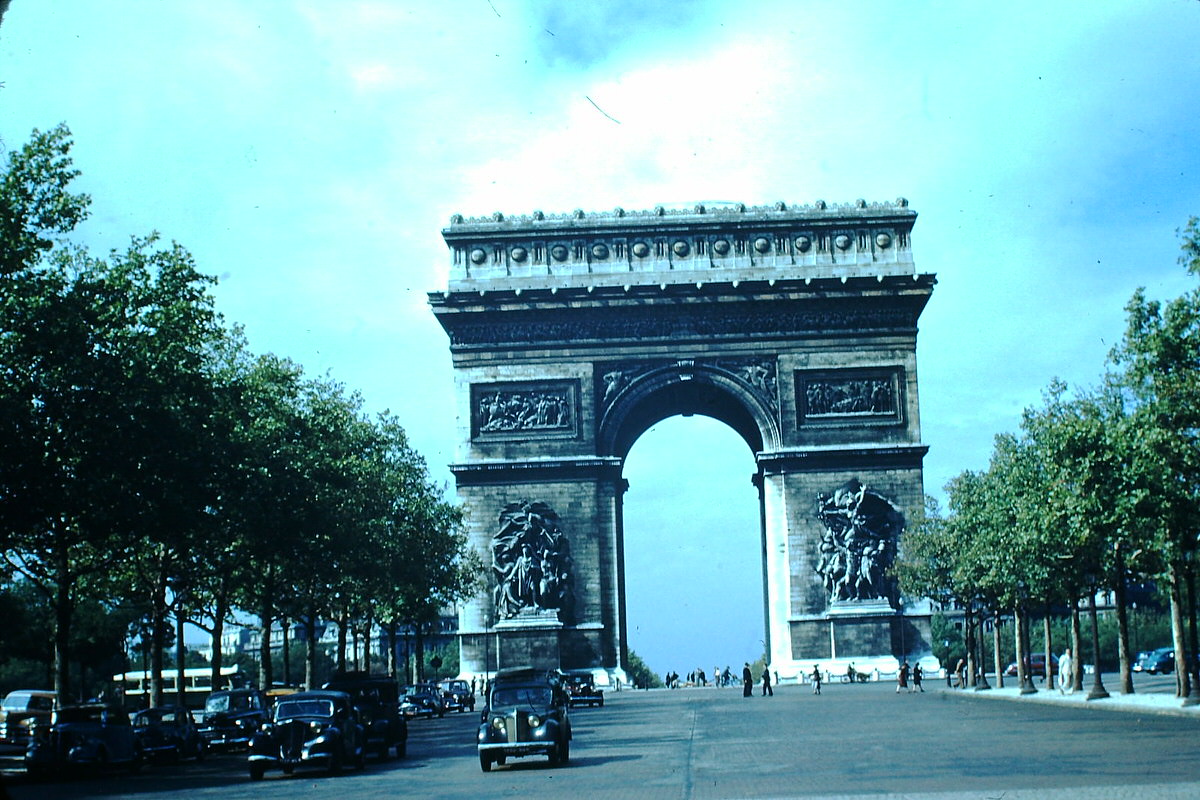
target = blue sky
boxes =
[3,1,1199,677]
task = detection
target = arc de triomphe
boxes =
[429,200,935,682]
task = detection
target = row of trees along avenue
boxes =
[895,215,1200,704]
[1,126,479,706]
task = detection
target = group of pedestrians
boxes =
[895,660,925,693]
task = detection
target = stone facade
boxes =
[429,200,935,681]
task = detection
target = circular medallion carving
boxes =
[672,240,690,257]
[713,239,730,255]
[591,243,609,260]
[834,234,851,251]
[550,244,569,262]
[632,241,649,258]
[875,233,892,249]
[470,248,487,265]
[795,236,812,253]
[754,237,771,254]
[511,246,527,262]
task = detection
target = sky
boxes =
[3,1,1199,679]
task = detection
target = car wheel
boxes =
[598,698,604,707]
[560,738,570,765]
[396,738,407,759]
[329,749,344,775]
[249,762,265,781]
[479,752,492,772]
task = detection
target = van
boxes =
[0,689,56,744]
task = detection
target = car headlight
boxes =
[491,717,505,731]
[527,715,541,728]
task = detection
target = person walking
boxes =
[761,666,774,696]
[742,663,753,697]
[912,663,924,692]
[896,660,910,693]
[1058,647,1073,694]
[811,664,822,695]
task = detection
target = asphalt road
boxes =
[3,679,1198,800]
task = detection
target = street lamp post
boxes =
[1086,587,1109,700]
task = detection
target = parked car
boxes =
[1134,647,1175,674]
[322,672,407,759]
[199,688,268,750]
[247,690,365,780]
[399,684,444,719]
[1004,653,1059,678]
[133,706,206,761]
[436,679,476,713]
[477,667,571,772]
[562,671,604,708]
[25,704,142,775]
[0,689,56,746]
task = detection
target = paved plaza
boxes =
[4,675,1198,800]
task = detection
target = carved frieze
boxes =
[446,305,916,348]
[471,381,578,440]
[492,500,575,624]
[795,368,903,427]
[813,479,903,606]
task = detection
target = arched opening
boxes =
[621,415,763,683]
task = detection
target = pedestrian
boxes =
[761,666,773,697]
[912,663,924,692]
[811,664,822,695]
[742,663,753,697]
[1058,647,1073,694]
[956,658,966,688]
[896,660,910,693]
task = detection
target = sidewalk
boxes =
[939,677,1200,718]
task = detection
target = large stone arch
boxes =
[429,200,936,683]
[597,360,781,459]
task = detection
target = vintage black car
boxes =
[25,704,142,776]
[399,683,444,718]
[247,690,365,780]
[477,667,571,771]
[563,671,604,708]
[0,689,55,746]
[322,672,407,759]
[437,678,476,713]
[199,688,268,750]
[133,705,206,761]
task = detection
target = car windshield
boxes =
[275,700,334,720]
[205,693,258,714]
[491,686,552,707]
[4,694,52,711]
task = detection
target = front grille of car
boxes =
[280,721,306,759]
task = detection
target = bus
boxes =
[113,666,241,710]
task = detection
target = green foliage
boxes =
[0,126,472,700]
[930,613,966,667]
[624,649,663,689]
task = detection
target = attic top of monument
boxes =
[445,198,912,229]
[439,199,918,293]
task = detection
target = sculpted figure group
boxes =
[814,479,903,604]
[492,500,575,622]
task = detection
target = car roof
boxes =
[278,690,350,702]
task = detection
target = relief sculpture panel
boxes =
[472,381,578,439]
[492,500,575,623]
[796,368,903,427]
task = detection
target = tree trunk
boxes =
[1169,562,1190,697]
[54,578,73,702]
[1086,590,1109,699]
[149,582,167,709]
[1113,545,1134,694]
[993,615,1004,689]
[175,606,187,708]
[281,616,290,687]
[1014,604,1033,692]
[1070,601,1083,692]
[337,614,348,673]
[304,611,319,690]
[416,624,426,683]
[1042,604,1053,686]
[964,606,976,688]
[210,595,228,689]
[258,604,273,691]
